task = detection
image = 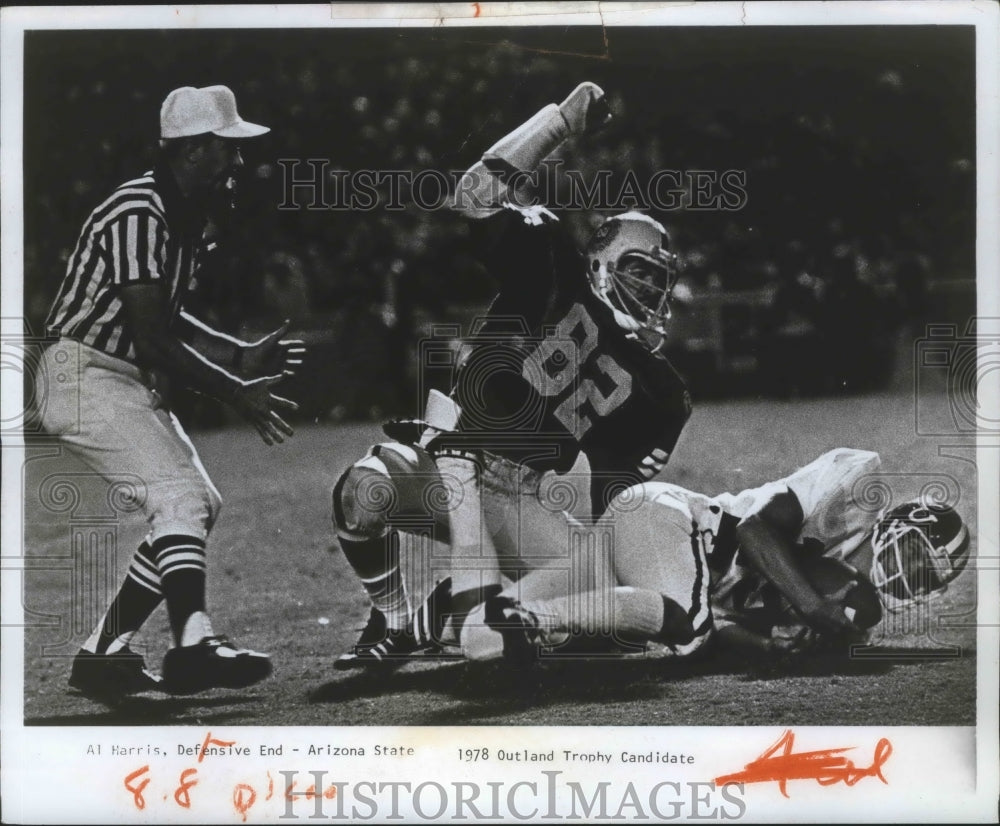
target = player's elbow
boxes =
[735,513,768,550]
[742,490,804,542]
[450,160,505,219]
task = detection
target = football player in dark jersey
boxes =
[331,83,693,667]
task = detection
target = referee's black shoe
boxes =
[69,647,163,701]
[162,635,272,695]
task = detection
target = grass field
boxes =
[21,390,979,726]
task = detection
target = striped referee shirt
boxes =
[45,161,205,363]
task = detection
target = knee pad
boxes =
[332,459,396,542]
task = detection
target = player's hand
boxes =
[240,320,306,379]
[231,374,299,445]
[769,623,819,656]
[800,597,862,637]
[558,82,612,136]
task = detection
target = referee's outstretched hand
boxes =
[232,374,299,445]
[241,319,306,379]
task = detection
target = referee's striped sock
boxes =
[153,535,209,646]
[86,540,163,654]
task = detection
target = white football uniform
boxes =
[608,448,882,634]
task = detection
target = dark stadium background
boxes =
[24,25,975,420]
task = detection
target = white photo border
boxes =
[2,3,998,823]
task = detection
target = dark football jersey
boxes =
[436,208,691,515]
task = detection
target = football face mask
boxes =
[869,501,970,611]
[606,251,680,334]
[586,212,681,339]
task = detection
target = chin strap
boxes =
[610,305,641,332]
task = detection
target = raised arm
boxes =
[451,82,611,219]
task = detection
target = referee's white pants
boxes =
[36,340,222,542]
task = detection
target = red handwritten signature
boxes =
[714,729,893,798]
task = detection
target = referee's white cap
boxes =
[160,85,269,139]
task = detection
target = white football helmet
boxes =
[869,500,970,611]
[585,212,680,338]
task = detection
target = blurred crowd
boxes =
[24,27,975,419]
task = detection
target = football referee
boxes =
[37,85,303,699]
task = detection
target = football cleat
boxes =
[162,635,272,695]
[334,606,390,670]
[69,647,163,701]
[484,596,545,666]
[870,500,971,611]
[335,579,455,670]
[335,626,423,669]
[334,610,422,670]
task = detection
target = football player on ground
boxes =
[475,448,971,663]
[331,82,696,667]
